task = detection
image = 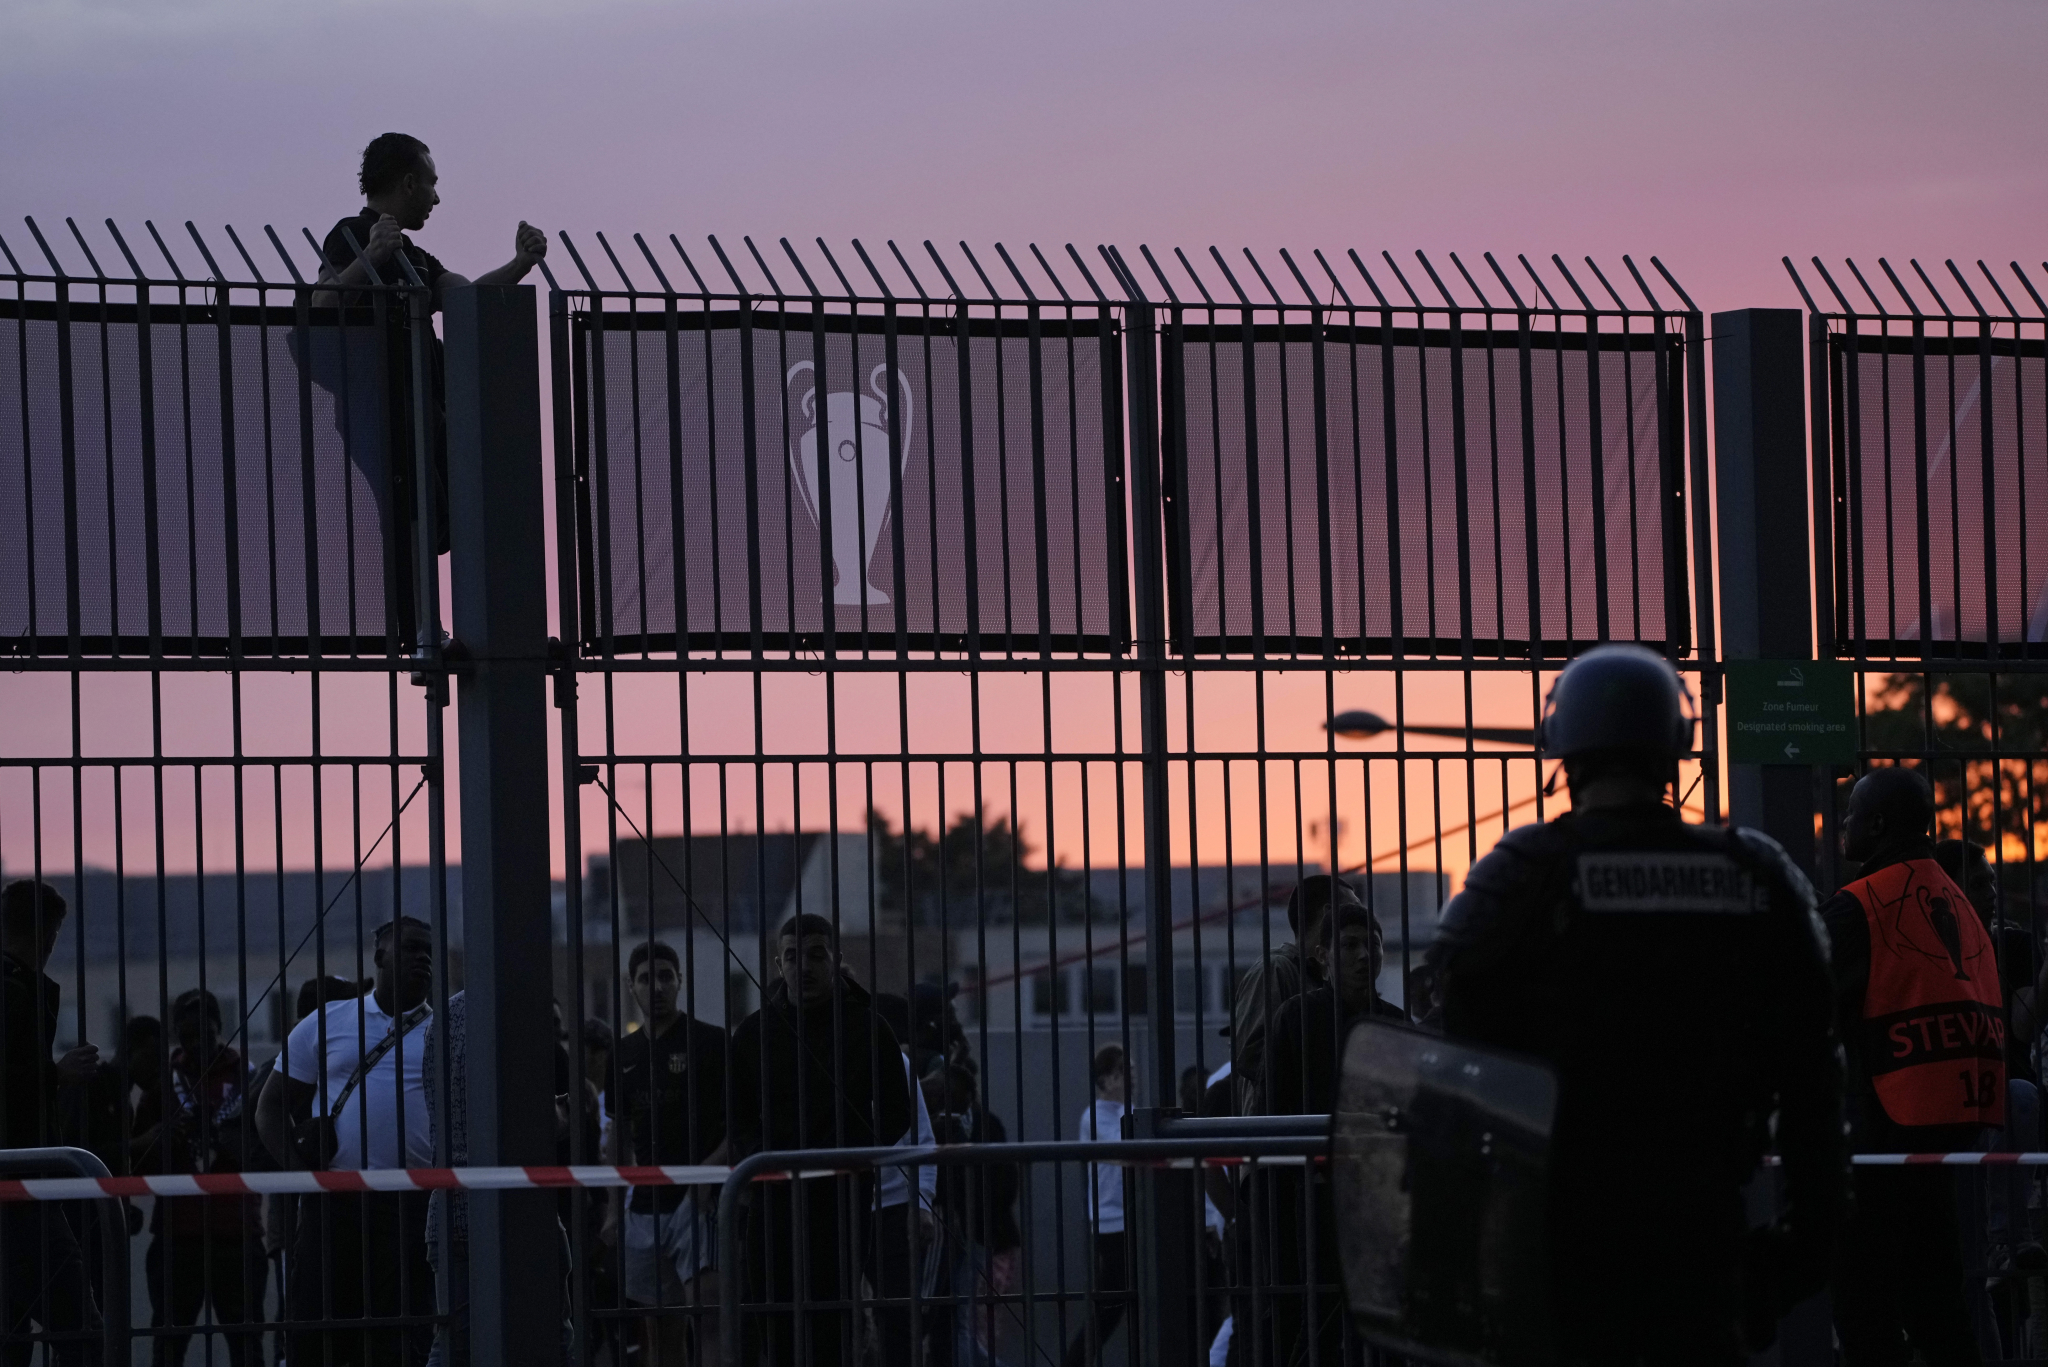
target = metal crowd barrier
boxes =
[0,1145,131,1365]
[714,1135,1328,1367]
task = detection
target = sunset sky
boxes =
[3,0,2043,885]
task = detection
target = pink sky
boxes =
[3,0,2043,883]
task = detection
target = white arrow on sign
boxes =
[1784,742,1801,761]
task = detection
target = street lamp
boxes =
[1326,709,1536,747]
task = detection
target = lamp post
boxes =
[1326,709,1537,748]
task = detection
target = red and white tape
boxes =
[0,1165,731,1204]
[0,1152,2037,1203]
[0,1154,1324,1204]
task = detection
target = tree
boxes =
[866,805,1095,926]
[1859,671,2048,870]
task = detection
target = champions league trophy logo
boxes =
[787,361,913,606]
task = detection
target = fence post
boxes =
[443,283,563,1365]
[1711,306,1832,1367]
[1713,308,1822,863]
[1118,294,1197,1367]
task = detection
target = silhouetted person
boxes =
[253,976,363,1314]
[729,915,912,1367]
[0,878,103,1366]
[1431,647,1843,1363]
[1826,768,2003,1367]
[1062,1046,1129,1367]
[306,132,547,647]
[1263,900,1404,1367]
[315,134,546,310]
[926,1064,1020,1367]
[133,990,265,1367]
[62,1014,159,1317]
[256,918,436,1367]
[909,981,973,1079]
[68,1014,157,1183]
[1231,875,1359,1117]
[602,942,727,1367]
[867,994,937,1367]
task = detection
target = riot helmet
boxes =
[1537,644,1695,763]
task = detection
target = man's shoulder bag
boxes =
[291,1003,429,1170]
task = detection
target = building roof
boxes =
[29,865,464,972]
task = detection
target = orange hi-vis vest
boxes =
[1845,857,2006,1128]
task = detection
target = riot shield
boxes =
[1332,1021,1558,1367]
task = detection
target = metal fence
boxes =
[1,223,1715,1366]
[1788,254,2048,1361]
[547,236,1710,1367]
[1,215,457,1364]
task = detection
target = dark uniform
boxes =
[1425,646,1845,1365]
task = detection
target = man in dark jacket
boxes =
[1262,899,1405,1367]
[730,914,913,1367]
[1,879,103,1365]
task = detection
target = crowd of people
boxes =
[0,892,1030,1367]
[3,760,2047,1366]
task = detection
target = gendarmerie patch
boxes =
[1575,852,1760,914]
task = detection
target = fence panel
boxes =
[1790,255,2048,1362]
[0,217,455,1365]
[1163,305,1687,658]
[552,237,1707,1367]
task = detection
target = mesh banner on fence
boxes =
[1167,321,1684,655]
[0,298,410,655]
[1833,335,2048,654]
[575,308,1127,653]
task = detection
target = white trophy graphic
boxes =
[788,360,913,606]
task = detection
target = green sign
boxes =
[1724,659,1857,766]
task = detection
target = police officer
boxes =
[1426,645,1845,1364]
[1824,766,2001,1366]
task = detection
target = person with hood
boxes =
[728,914,913,1367]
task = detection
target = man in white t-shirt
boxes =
[1063,1044,1129,1367]
[256,916,436,1366]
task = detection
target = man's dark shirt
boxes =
[1263,984,1407,1118]
[320,210,448,298]
[317,208,454,576]
[727,978,912,1160]
[606,1015,728,1213]
[933,1103,1020,1253]
[1,952,62,1149]
[66,1058,131,1174]
[1820,840,1993,1155]
[133,1044,260,1239]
